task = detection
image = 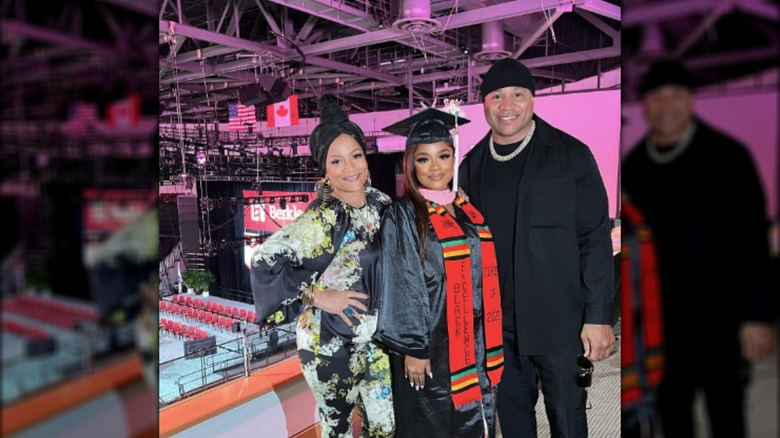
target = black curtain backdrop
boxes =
[46,184,90,302]
[367,152,401,200]
[203,180,314,303]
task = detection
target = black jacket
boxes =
[459,115,614,354]
[622,118,772,341]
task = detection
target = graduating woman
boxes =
[375,108,503,437]
[250,96,394,437]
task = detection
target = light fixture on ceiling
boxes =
[393,0,441,33]
[474,21,511,61]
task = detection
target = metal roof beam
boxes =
[2,19,120,54]
[512,8,565,58]
[736,0,779,21]
[160,20,290,58]
[574,8,620,42]
[623,0,716,26]
[301,0,586,56]
[577,0,620,21]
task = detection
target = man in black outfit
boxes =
[622,60,775,438]
[459,58,616,437]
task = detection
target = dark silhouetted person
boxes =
[622,60,775,438]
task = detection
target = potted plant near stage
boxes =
[182,269,215,296]
[25,268,51,296]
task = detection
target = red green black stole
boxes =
[426,196,503,407]
[621,201,664,407]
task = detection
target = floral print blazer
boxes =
[250,187,392,351]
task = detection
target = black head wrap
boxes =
[309,95,366,172]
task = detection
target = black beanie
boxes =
[639,60,694,95]
[309,95,367,172]
[480,58,536,99]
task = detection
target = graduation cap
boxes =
[382,107,470,147]
[383,107,471,191]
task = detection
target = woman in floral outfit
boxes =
[250,95,394,437]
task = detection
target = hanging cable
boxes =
[541,0,558,44]
[167,27,187,180]
[432,0,458,36]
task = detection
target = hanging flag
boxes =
[107,94,141,128]
[228,102,256,131]
[65,101,98,134]
[267,95,299,128]
[177,262,182,294]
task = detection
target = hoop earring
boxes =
[315,177,334,202]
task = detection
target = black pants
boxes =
[497,332,588,437]
[656,341,749,438]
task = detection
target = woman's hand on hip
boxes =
[404,355,432,390]
[312,289,369,327]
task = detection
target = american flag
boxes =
[228,102,256,131]
[64,101,98,134]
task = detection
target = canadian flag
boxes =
[107,94,141,128]
[267,95,299,128]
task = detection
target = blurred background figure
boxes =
[621,2,778,436]
[0,1,158,437]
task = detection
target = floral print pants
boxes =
[299,341,395,437]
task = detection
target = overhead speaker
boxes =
[177,194,200,255]
[239,79,293,107]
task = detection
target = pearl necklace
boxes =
[489,120,536,162]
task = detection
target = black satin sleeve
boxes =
[249,199,348,323]
[375,200,431,358]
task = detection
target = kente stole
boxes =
[621,201,664,406]
[426,196,503,407]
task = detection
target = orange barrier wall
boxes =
[160,357,319,438]
[2,355,156,437]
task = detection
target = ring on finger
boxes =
[344,306,355,318]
